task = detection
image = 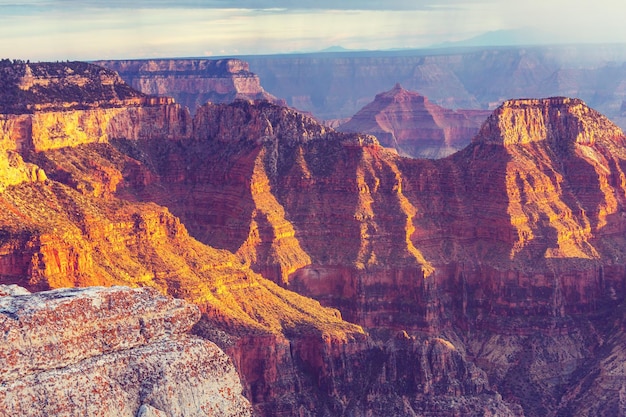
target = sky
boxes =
[1,0,626,61]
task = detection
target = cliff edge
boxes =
[0,285,253,417]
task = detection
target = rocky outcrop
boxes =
[96,59,283,114]
[337,83,490,158]
[0,60,192,153]
[0,60,146,114]
[0,285,253,417]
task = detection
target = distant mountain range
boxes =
[428,27,559,49]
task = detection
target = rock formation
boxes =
[114,94,626,415]
[4,59,626,416]
[0,284,253,416]
[95,59,283,114]
[337,83,490,158]
[0,61,524,416]
[243,45,626,128]
[0,60,192,154]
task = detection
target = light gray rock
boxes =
[0,286,252,417]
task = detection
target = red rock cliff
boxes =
[3,61,626,416]
[338,83,490,158]
[95,58,283,114]
[113,96,626,415]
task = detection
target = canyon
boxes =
[241,45,626,129]
[1,59,626,416]
[96,45,626,137]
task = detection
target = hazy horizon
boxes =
[2,0,626,61]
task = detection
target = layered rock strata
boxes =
[0,285,253,417]
[3,59,626,416]
[338,83,490,158]
[112,96,626,416]
[0,61,519,416]
[243,45,626,128]
[0,60,191,154]
[95,59,283,114]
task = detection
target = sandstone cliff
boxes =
[0,284,253,416]
[0,60,190,189]
[0,60,192,153]
[110,96,626,416]
[0,62,520,416]
[4,60,626,416]
[95,59,283,114]
[337,83,490,158]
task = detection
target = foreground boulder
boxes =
[0,285,253,417]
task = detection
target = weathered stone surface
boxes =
[0,336,253,417]
[0,284,30,296]
[136,405,167,417]
[0,104,192,153]
[0,286,252,417]
[0,285,199,382]
[0,60,146,114]
[112,96,626,415]
[0,61,192,155]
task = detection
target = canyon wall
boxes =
[134,97,626,326]
[0,61,520,416]
[96,59,283,114]
[3,60,626,415]
[109,96,626,416]
[242,45,626,128]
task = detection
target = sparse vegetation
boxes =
[0,60,146,113]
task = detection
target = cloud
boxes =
[0,0,469,11]
[1,0,626,61]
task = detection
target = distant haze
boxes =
[1,0,626,60]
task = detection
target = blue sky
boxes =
[1,0,625,60]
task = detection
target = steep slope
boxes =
[7,59,626,416]
[120,97,626,329]
[0,285,253,417]
[95,59,283,114]
[337,83,490,158]
[116,95,626,416]
[0,60,518,417]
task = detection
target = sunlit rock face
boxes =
[0,60,191,192]
[132,97,626,329]
[95,58,284,114]
[0,62,519,416]
[0,60,192,153]
[0,285,253,417]
[4,59,626,416]
[114,96,626,416]
[337,83,490,158]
